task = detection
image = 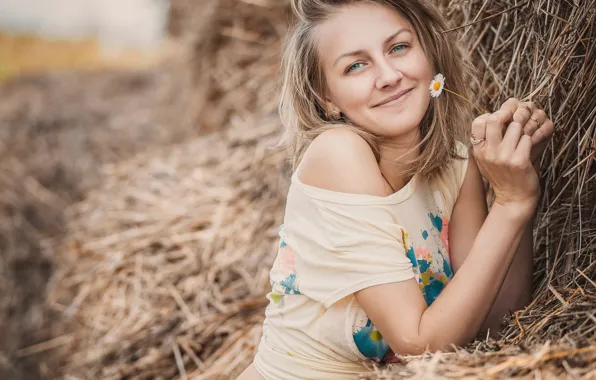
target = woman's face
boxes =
[316,2,434,139]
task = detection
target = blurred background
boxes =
[0,0,593,379]
[0,0,171,80]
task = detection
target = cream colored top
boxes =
[253,141,469,380]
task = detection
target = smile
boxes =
[374,88,413,108]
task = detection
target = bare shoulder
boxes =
[296,128,389,196]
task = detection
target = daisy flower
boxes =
[429,73,484,115]
[429,73,445,97]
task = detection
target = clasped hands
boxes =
[471,98,554,171]
[470,98,554,207]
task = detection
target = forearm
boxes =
[417,202,535,351]
[480,214,534,334]
[480,165,542,333]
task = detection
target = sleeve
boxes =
[282,190,415,308]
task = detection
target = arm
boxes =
[481,213,534,334]
[450,95,555,335]
[449,153,534,335]
[355,201,533,354]
[299,124,538,355]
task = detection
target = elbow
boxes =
[389,340,461,356]
[385,329,430,356]
[388,332,469,356]
[387,341,428,356]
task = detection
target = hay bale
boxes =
[179,0,287,133]
[0,157,65,380]
[42,6,289,372]
[54,115,286,378]
[48,0,595,379]
[0,60,196,379]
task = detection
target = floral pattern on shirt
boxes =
[353,214,454,362]
[267,225,301,308]
[404,214,453,306]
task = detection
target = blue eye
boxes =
[391,44,407,53]
[346,62,364,73]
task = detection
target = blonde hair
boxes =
[278,0,478,179]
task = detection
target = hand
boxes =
[509,101,554,170]
[471,98,540,211]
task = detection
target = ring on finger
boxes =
[470,132,485,145]
[519,104,532,114]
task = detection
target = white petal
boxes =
[430,87,443,97]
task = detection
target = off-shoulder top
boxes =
[253,141,470,380]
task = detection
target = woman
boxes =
[239,0,553,379]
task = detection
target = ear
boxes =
[325,98,340,115]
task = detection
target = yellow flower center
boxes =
[433,82,441,91]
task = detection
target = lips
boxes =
[374,88,413,107]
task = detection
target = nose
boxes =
[375,59,403,89]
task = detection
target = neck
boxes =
[378,128,421,193]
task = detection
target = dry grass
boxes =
[0,56,196,378]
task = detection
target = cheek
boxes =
[332,77,371,109]
[417,84,431,107]
[404,46,433,79]
[414,55,433,82]
[410,54,433,107]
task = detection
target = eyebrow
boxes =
[333,27,412,67]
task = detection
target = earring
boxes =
[328,110,341,120]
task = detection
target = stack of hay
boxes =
[50,0,595,379]
[0,57,195,379]
[48,1,289,378]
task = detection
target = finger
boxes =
[533,109,548,127]
[513,101,536,125]
[501,121,523,152]
[523,117,540,136]
[471,113,491,143]
[486,111,509,149]
[525,109,548,137]
[515,134,533,160]
[531,119,554,145]
[500,98,521,123]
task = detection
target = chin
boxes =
[351,110,423,137]
[383,124,420,139]
[376,115,421,137]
